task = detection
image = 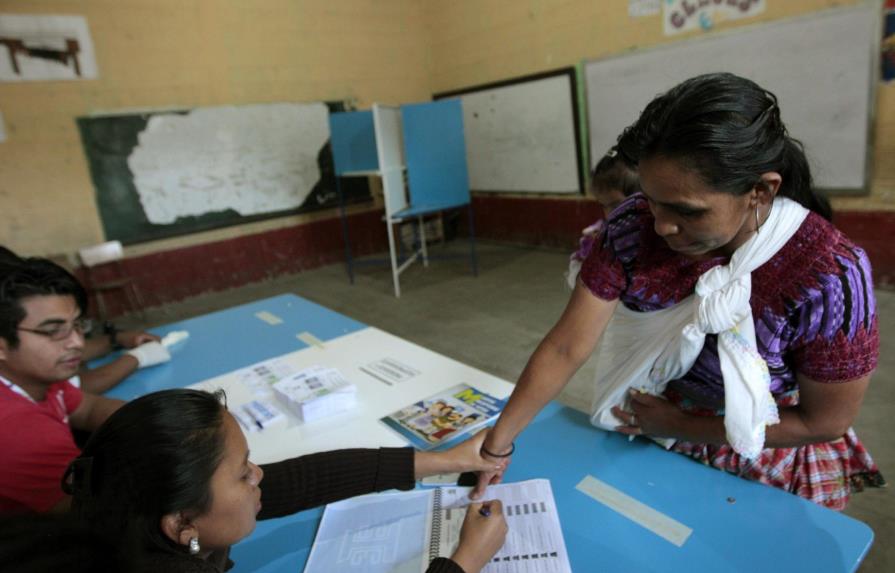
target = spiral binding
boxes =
[428,488,443,563]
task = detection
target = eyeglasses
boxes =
[17,318,93,341]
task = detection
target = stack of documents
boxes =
[273,366,357,423]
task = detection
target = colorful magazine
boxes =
[380,384,507,450]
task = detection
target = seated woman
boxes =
[63,388,507,573]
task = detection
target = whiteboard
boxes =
[585,3,878,190]
[442,71,582,194]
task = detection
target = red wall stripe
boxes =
[80,197,894,318]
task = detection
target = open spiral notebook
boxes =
[304,479,571,573]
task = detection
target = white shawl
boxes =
[586,197,809,459]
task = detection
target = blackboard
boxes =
[77,101,371,245]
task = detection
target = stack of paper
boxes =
[273,366,357,423]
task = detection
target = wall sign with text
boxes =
[664,0,766,36]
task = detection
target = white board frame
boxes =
[584,2,880,192]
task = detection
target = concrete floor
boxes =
[133,241,893,572]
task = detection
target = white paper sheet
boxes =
[304,479,571,573]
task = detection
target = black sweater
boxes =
[139,448,465,573]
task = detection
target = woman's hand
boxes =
[450,500,508,573]
[414,430,505,480]
[470,438,512,500]
[446,429,507,473]
[613,390,688,439]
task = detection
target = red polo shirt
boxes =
[0,377,82,513]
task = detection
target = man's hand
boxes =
[125,341,171,369]
[116,330,161,349]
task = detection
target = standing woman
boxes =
[474,73,882,510]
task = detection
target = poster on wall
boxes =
[663,0,766,36]
[77,102,371,245]
[0,14,98,81]
[884,0,895,82]
[629,0,661,17]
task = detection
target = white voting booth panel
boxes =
[191,327,514,464]
[373,104,428,298]
[372,104,405,171]
[331,102,476,298]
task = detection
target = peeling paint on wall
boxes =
[127,103,329,224]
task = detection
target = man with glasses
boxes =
[0,257,127,513]
[0,247,169,394]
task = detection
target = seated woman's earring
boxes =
[189,537,200,555]
[755,206,761,235]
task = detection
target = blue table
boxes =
[106,294,365,401]
[108,294,874,573]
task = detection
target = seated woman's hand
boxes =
[470,436,512,500]
[414,430,506,481]
[444,429,508,474]
[450,500,508,573]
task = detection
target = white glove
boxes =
[161,330,190,350]
[126,341,171,369]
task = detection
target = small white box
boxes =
[273,366,357,423]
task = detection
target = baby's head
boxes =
[590,147,639,217]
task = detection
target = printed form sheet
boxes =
[432,480,570,573]
[304,479,570,573]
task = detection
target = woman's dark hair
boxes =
[616,72,832,220]
[0,255,89,347]
[0,246,21,265]
[590,147,639,199]
[0,512,141,573]
[64,389,228,556]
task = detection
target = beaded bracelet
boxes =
[481,442,515,458]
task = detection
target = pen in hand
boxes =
[479,502,492,517]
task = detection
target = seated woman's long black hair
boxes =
[616,72,832,221]
[0,512,139,573]
[63,389,228,556]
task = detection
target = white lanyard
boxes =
[0,374,36,403]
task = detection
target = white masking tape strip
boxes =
[575,475,692,547]
[297,332,325,348]
[254,311,284,325]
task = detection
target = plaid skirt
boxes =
[665,388,886,510]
